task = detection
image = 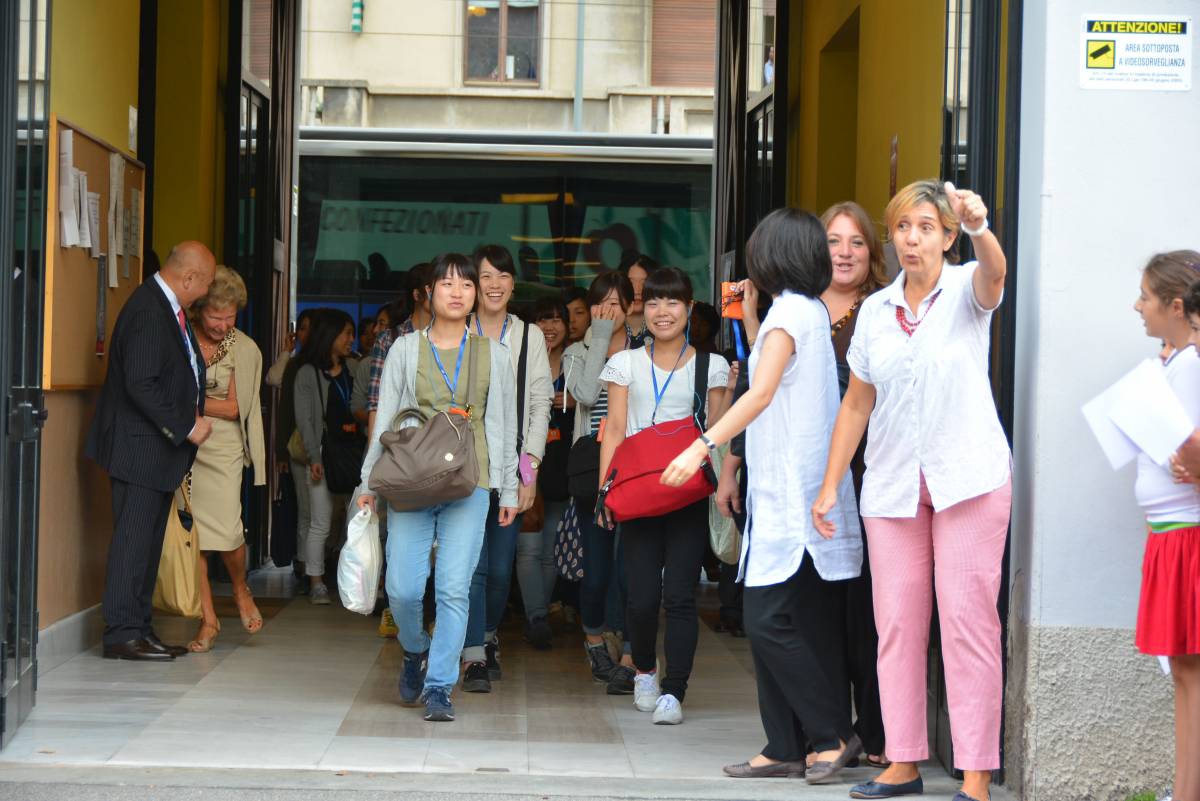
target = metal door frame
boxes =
[1,0,51,749]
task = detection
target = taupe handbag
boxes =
[368,335,481,511]
[152,482,202,619]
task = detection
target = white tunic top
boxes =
[600,346,729,436]
[1135,346,1200,523]
[741,292,862,586]
[848,261,1012,518]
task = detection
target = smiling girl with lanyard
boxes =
[598,266,730,726]
[460,244,552,694]
[357,253,518,724]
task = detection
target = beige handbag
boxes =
[368,336,480,511]
[286,428,308,464]
[152,483,203,618]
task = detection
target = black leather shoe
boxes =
[145,633,188,658]
[103,638,176,661]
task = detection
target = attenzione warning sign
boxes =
[1080,14,1192,91]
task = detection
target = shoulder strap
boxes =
[692,350,710,431]
[516,320,530,451]
[465,333,481,414]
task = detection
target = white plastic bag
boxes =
[338,507,382,615]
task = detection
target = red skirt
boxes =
[1136,525,1200,656]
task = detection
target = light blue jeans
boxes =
[386,487,490,692]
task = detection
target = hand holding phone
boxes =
[721,281,745,320]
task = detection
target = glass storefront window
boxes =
[297,155,712,321]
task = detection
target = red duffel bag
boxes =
[599,351,715,523]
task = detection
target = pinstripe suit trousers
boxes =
[101,478,175,646]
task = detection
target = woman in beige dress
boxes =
[187,266,267,652]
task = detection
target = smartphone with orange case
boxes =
[721,281,744,319]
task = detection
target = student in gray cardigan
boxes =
[355,253,517,724]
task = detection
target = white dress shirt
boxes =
[848,261,1011,518]
[741,292,861,586]
[154,272,199,390]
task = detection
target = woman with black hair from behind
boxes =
[662,209,864,782]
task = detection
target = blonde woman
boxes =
[187,266,266,652]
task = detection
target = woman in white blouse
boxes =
[662,209,863,783]
[598,266,730,726]
[812,181,1010,801]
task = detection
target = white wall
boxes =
[1014,0,1200,631]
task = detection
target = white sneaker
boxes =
[652,693,683,725]
[310,583,331,605]
[633,672,660,712]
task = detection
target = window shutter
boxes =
[651,0,717,88]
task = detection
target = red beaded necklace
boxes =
[895,290,942,337]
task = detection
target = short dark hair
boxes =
[297,307,318,328]
[297,308,355,371]
[531,296,569,325]
[619,251,660,276]
[428,252,479,287]
[473,244,516,276]
[642,265,693,305]
[586,271,635,310]
[562,286,588,307]
[358,315,374,335]
[745,207,832,298]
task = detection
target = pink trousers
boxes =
[864,474,1012,771]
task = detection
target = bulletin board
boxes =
[43,115,145,389]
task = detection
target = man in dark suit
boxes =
[86,241,217,661]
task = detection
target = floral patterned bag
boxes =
[554,497,585,581]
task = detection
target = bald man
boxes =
[86,241,217,661]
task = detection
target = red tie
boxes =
[177,309,188,338]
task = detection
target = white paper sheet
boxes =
[87,193,102,258]
[130,188,142,260]
[75,170,91,250]
[121,207,131,279]
[107,153,123,287]
[1082,374,1141,470]
[1109,359,1195,467]
[58,130,80,247]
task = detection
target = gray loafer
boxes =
[723,759,807,778]
[805,734,864,784]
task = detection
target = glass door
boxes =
[1,0,50,749]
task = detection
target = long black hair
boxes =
[296,308,354,371]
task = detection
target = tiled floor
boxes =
[1,578,979,797]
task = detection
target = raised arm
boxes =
[947,183,1006,311]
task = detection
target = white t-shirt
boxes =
[741,292,861,586]
[1135,346,1200,523]
[848,261,1011,518]
[600,346,729,436]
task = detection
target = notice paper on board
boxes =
[1084,358,1195,469]
[75,169,91,250]
[87,193,102,258]
[58,130,80,248]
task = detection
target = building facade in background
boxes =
[299,0,726,135]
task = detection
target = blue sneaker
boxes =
[421,686,455,722]
[399,650,428,706]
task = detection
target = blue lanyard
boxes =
[326,370,350,407]
[475,314,510,343]
[732,319,747,361]
[428,327,469,407]
[649,341,687,424]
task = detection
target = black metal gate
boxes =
[0,0,51,749]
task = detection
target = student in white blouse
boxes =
[662,209,863,784]
[813,180,1011,801]
[598,267,730,726]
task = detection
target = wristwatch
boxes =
[699,434,718,453]
[528,455,541,470]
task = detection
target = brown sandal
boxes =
[188,620,221,653]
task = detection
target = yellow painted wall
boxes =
[153,0,223,259]
[789,0,946,226]
[40,0,142,628]
[49,0,141,156]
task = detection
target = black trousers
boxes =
[845,530,885,754]
[102,478,174,646]
[745,554,854,758]
[621,500,708,701]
